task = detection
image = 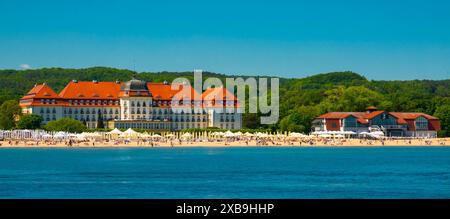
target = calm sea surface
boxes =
[0,147,449,198]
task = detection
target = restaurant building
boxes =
[312,107,441,137]
[19,79,242,130]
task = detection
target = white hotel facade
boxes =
[20,78,242,131]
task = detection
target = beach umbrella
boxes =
[181,132,192,139]
[318,134,333,138]
[151,134,162,138]
[42,134,53,139]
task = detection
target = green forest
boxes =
[0,67,449,136]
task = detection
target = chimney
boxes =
[366,106,378,113]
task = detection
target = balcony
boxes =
[381,125,407,129]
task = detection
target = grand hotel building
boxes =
[19,79,242,130]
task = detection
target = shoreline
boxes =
[1,138,448,148]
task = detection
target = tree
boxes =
[279,112,306,133]
[279,106,321,133]
[44,118,87,133]
[319,86,389,112]
[434,104,450,137]
[16,114,43,129]
[0,100,22,130]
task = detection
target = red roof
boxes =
[364,110,385,119]
[147,83,201,100]
[59,81,121,99]
[21,84,59,100]
[202,87,237,101]
[317,110,438,125]
[21,81,236,106]
[389,112,438,120]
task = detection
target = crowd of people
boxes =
[0,134,448,147]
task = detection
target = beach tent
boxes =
[181,132,192,139]
[53,131,68,139]
[244,132,254,137]
[81,132,102,139]
[224,131,235,137]
[234,131,243,136]
[109,128,123,135]
[289,132,306,137]
[165,133,175,137]
[121,128,140,138]
[211,131,224,136]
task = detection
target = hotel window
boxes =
[115,109,119,114]
[92,109,96,114]
[416,117,428,130]
[137,102,141,107]
[40,108,44,113]
[131,101,135,107]
[143,102,146,107]
[80,109,84,114]
[52,108,56,113]
[344,117,358,127]
[46,108,50,113]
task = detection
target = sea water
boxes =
[0,147,449,198]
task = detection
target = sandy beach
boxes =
[1,138,448,148]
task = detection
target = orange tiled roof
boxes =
[389,112,438,120]
[21,84,59,100]
[59,81,121,99]
[202,87,237,101]
[148,83,202,100]
[364,110,385,119]
[317,110,438,125]
[21,81,238,107]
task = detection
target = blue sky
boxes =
[0,0,449,80]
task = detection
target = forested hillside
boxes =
[0,67,449,135]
